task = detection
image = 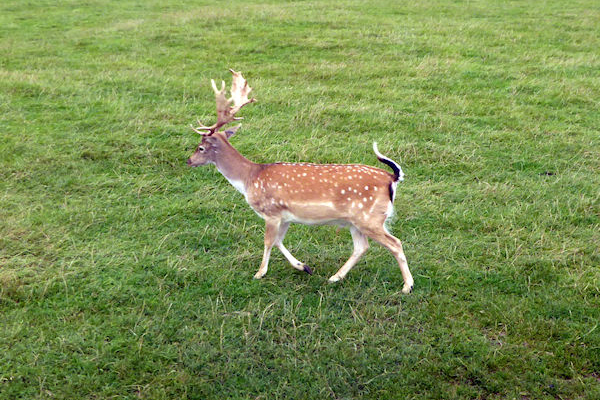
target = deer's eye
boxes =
[198,146,205,152]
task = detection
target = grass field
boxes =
[1,0,599,398]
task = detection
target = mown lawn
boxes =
[1,0,599,399]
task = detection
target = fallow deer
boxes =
[186,69,414,293]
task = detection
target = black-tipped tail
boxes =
[373,142,404,182]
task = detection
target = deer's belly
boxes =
[248,197,351,226]
[281,210,352,227]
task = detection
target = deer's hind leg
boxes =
[359,219,413,294]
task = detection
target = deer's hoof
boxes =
[328,275,341,283]
[402,284,413,294]
[253,271,266,279]
[303,264,313,275]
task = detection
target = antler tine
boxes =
[189,117,215,135]
[190,119,213,135]
[190,124,208,135]
[210,79,224,95]
[190,124,203,135]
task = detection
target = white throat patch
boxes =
[224,176,246,196]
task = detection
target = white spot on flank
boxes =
[358,203,363,209]
[341,189,345,194]
[365,186,369,190]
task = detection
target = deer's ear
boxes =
[224,124,242,139]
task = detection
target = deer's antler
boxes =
[191,69,256,136]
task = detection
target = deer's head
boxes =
[186,69,255,167]
[186,127,240,167]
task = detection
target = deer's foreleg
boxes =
[254,218,280,279]
[328,226,369,282]
[275,221,313,275]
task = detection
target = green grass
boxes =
[1,0,599,398]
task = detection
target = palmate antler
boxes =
[191,69,256,136]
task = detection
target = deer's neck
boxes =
[214,141,261,196]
